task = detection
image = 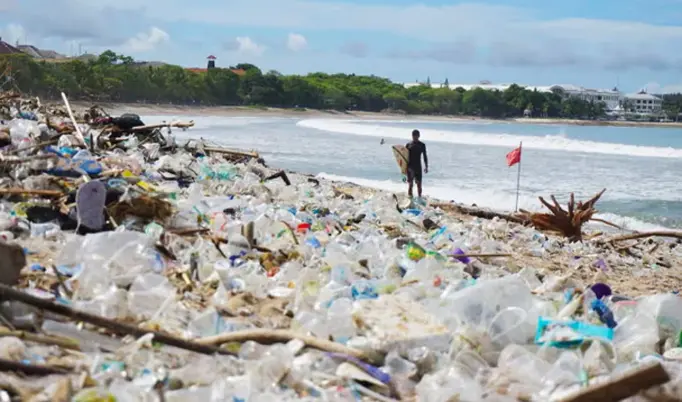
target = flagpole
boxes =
[514,141,522,212]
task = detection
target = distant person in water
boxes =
[380,138,385,145]
[406,129,428,198]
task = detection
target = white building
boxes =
[402,80,667,116]
[548,85,622,112]
[623,91,663,115]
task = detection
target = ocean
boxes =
[146,114,682,231]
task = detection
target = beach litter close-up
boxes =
[1,90,682,402]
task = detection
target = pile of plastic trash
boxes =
[0,91,682,401]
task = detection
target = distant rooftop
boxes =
[42,54,97,63]
[626,91,661,100]
[0,39,22,55]
[17,45,65,59]
[404,81,626,95]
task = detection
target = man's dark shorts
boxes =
[407,166,422,183]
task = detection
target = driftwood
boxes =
[0,154,58,164]
[0,328,80,351]
[263,170,291,186]
[520,189,606,242]
[197,328,380,365]
[0,357,71,376]
[0,188,64,197]
[609,231,682,243]
[558,361,669,402]
[130,121,195,132]
[204,146,259,159]
[169,227,211,236]
[431,202,526,224]
[5,138,60,155]
[0,284,228,356]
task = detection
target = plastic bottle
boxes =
[30,222,61,238]
[325,298,356,343]
[351,279,379,300]
[143,222,165,241]
[591,299,618,329]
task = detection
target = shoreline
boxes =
[74,102,682,128]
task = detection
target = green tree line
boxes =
[1,50,615,119]
[662,94,682,121]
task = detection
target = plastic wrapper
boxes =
[613,312,660,362]
[58,231,163,291]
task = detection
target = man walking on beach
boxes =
[406,129,428,198]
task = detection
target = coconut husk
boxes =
[108,195,173,223]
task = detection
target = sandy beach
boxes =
[75,102,682,128]
[3,96,682,400]
[73,103,682,297]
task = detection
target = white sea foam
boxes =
[298,118,682,159]
[138,114,678,230]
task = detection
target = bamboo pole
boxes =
[610,231,682,242]
[0,284,228,356]
[0,357,71,375]
[0,188,64,197]
[197,328,380,365]
[0,328,80,351]
[203,147,259,158]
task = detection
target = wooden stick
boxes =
[203,146,259,158]
[0,154,58,164]
[129,121,195,132]
[52,265,73,299]
[197,328,379,365]
[169,227,211,236]
[431,202,526,224]
[558,361,669,402]
[0,357,71,375]
[449,253,512,259]
[0,284,228,356]
[0,328,80,351]
[590,218,625,231]
[60,92,86,146]
[5,138,60,155]
[0,188,64,197]
[610,231,682,242]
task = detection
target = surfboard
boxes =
[392,145,409,175]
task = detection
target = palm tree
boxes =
[619,99,633,114]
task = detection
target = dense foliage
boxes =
[662,94,682,121]
[0,50,655,119]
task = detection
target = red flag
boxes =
[506,145,521,167]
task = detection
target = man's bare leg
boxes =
[407,178,414,198]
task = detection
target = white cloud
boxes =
[226,36,266,56]
[6,0,682,70]
[287,33,307,52]
[71,0,682,69]
[0,23,26,45]
[642,82,682,94]
[86,1,681,44]
[121,26,169,52]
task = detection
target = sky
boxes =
[2,0,682,93]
